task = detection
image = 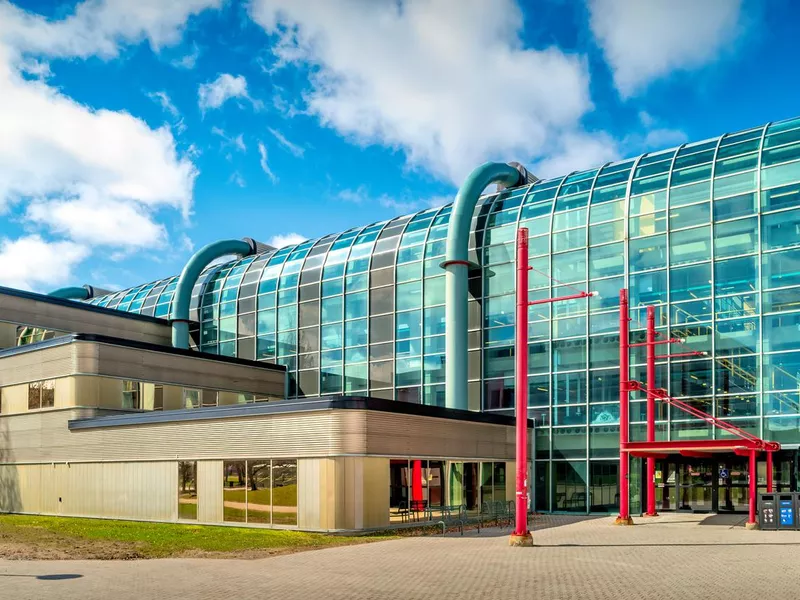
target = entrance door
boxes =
[677,462,713,513]
[718,457,749,513]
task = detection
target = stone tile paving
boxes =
[3,513,800,600]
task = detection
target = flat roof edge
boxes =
[68,395,530,430]
[0,333,286,373]
[0,285,169,325]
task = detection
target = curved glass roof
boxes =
[89,116,800,327]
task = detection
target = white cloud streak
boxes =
[257,141,277,183]
[268,127,305,157]
[588,0,745,97]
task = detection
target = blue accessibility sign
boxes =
[719,468,729,479]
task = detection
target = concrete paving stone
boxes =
[1,514,799,600]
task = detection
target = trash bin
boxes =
[777,494,796,530]
[759,493,777,530]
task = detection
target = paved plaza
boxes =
[2,514,800,600]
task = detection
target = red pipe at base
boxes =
[645,305,658,517]
[615,289,633,525]
[511,228,532,544]
[748,449,757,526]
[412,460,423,505]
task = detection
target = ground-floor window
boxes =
[178,461,197,520]
[389,459,506,522]
[222,459,297,526]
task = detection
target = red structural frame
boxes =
[616,289,779,527]
[514,228,594,540]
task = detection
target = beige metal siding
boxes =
[0,461,175,521]
[364,412,518,460]
[297,458,321,530]
[362,457,389,529]
[0,342,284,399]
[197,460,222,523]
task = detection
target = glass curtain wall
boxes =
[90,116,800,513]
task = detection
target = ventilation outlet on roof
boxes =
[497,162,539,191]
[242,238,275,255]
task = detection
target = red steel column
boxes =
[412,460,423,504]
[510,227,533,546]
[644,306,658,517]
[748,449,757,527]
[767,450,774,493]
[615,289,633,525]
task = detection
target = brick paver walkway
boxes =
[3,514,800,599]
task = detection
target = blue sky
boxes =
[0,0,798,292]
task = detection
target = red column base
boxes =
[508,532,534,547]
[642,511,660,518]
[613,516,634,526]
[745,521,759,530]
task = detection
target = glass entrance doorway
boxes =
[654,457,744,513]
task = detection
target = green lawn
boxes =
[0,514,384,559]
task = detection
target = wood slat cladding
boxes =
[0,408,367,463]
[0,289,170,345]
[0,340,284,397]
[363,411,519,460]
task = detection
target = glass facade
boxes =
[89,116,800,513]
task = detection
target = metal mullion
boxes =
[757,123,771,439]
[709,133,724,436]
[547,174,571,501]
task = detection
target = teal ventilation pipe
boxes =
[170,238,261,349]
[442,162,530,410]
[49,285,96,300]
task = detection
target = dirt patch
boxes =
[0,527,144,560]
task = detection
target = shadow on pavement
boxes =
[0,573,83,580]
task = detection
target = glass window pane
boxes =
[630,212,666,237]
[670,202,709,229]
[588,243,624,279]
[344,319,368,347]
[396,280,422,311]
[713,171,757,199]
[553,250,586,284]
[763,208,800,250]
[396,310,421,340]
[485,263,515,297]
[271,460,297,526]
[762,161,800,189]
[320,296,342,324]
[629,235,667,272]
[716,318,759,356]
[629,270,667,306]
[223,461,247,523]
[762,248,800,290]
[764,351,800,391]
[670,181,710,207]
[178,461,197,520]
[345,291,368,320]
[764,313,800,352]
[715,218,757,257]
[669,227,710,265]
[715,256,757,295]
[762,182,800,212]
[714,193,756,220]
[670,263,711,302]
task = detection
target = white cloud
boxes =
[531,131,620,180]
[0,0,221,60]
[26,191,167,249]
[622,111,688,155]
[268,233,306,248]
[248,0,597,184]
[147,90,180,119]
[268,127,305,157]
[171,43,200,69]
[0,235,88,291]
[588,0,745,97]
[258,142,277,183]
[0,0,207,289]
[198,73,251,111]
[211,126,246,153]
[229,171,246,188]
